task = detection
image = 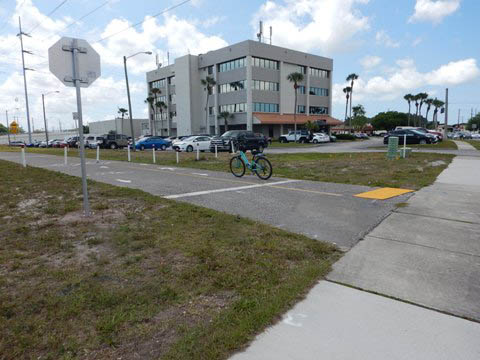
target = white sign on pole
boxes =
[48,37,100,88]
[72,112,78,120]
[48,37,101,217]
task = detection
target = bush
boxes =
[335,134,356,140]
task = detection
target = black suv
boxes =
[210,130,269,153]
[99,134,129,149]
[384,129,436,145]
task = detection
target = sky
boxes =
[0,0,479,132]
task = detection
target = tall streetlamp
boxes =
[124,51,152,150]
[42,91,60,145]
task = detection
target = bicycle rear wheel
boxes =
[230,156,246,177]
[254,156,272,180]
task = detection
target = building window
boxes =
[218,80,246,94]
[298,105,306,114]
[309,87,329,96]
[209,106,214,115]
[167,76,175,85]
[309,67,330,78]
[253,103,279,113]
[297,65,306,74]
[309,106,328,114]
[218,57,246,73]
[158,95,167,103]
[252,80,279,91]
[219,103,247,113]
[252,57,279,70]
[150,79,166,88]
[208,65,214,75]
[297,85,306,94]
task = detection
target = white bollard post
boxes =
[96,145,100,163]
[196,143,200,161]
[231,141,235,153]
[403,134,407,158]
[215,144,218,158]
[64,146,68,165]
[176,150,179,164]
[127,145,131,162]
[21,146,26,168]
[152,145,156,163]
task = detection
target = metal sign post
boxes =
[49,37,101,217]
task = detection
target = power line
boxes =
[28,0,69,34]
[94,0,192,43]
[37,0,112,42]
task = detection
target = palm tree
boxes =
[117,107,129,135]
[343,87,352,126]
[155,101,167,136]
[287,72,305,142]
[201,76,217,135]
[150,87,161,135]
[229,81,244,91]
[352,104,366,118]
[417,92,429,127]
[432,99,445,129]
[404,94,413,126]
[218,111,233,132]
[424,98,433,124]
[413,94,420,126]
[144,95,155,135]
[346,73,359,120]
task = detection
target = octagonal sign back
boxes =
[48,37,101,88]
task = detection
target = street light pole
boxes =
[42,91,59,145]
[124,51,152,151]
[5,110,10,144]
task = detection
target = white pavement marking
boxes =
[99,166,109,169]
[192,173,208,176]
[164,180,299,199]
[116,179,132,183]
[161,167,175,171]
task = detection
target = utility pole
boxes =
[17,17,33,144]
[5,110,11,144]
[444,88,448,139]
[458,109,460,128]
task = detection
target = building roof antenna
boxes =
[257,20,263,42]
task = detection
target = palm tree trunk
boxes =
[407,103,411,126]
[205,93,209,135]
[349,84,354,119]
[225,117,229,132]
[294,88,298,142]
[345,96,349,123]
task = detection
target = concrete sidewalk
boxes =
[232,155,480,359]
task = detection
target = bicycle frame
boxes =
[238,150,265,172]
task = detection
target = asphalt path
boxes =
[0,151,411,249]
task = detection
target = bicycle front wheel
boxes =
[230,156,246,177]
[254,156,272,180]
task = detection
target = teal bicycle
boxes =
[230,149,273,180]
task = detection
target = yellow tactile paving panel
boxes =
[354,187,414,200]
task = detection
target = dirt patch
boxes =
[17,198,40,210]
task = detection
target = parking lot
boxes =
[0,151,411,249]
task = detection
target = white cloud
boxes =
[409,0,461,24]
[412,37,423,47]
[333,58,479,103]
[360,55,382,69]
[375,30,400,48]
[252,0,370,54]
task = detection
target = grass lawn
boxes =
[373,140,458,150]
[463,139,480,150]
[0,159,339,359]
[268,141,317,148]
[0,146,453,190]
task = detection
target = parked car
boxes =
[471,133,480,139]
[355,133,369,139]
[452,131,472,140]
[98,134,129,149]
[8,141,25,147]
[172,136,211,152]
[329,134,337,142]
[311,133,330,144]
[50,139,64,148]
[255,133,272,145]
[88,136,105,149]
[384,129,436,145]
[135,136,171,151]
[278,130,311,143]
[210,130,269,152]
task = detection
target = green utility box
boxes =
[387,137,399,160]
